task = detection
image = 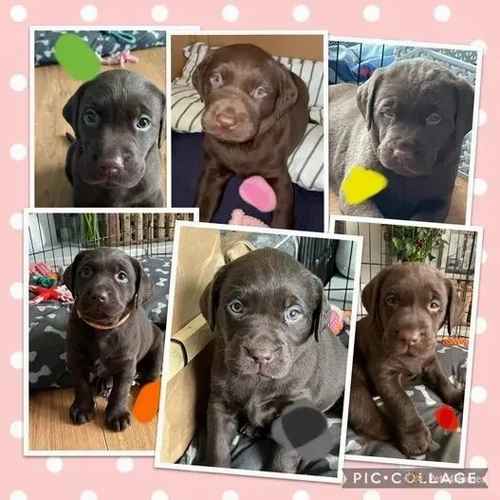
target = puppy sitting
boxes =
[330,59,474,222]
[63,248,164,431]
[192,44,309,229]
[64,70,165,207]
[349,263,465,456]
[200,248,347,473]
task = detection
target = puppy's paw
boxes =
[398,421,432,457]
[444,388,465,410]
[105,408,131,432]
[70,402,95,425]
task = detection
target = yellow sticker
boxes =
[340,165,388,205]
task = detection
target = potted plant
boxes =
[388,226,447,263]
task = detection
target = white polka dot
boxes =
[151,491,169,500]
[10,5,27,22]
[151,5,168,22]
[10,420,23,439]
[80,4,98,22]
[363,5,381,22]
[46,457,63,473]
[363,492,380,500]
[10,491,27,500]
[10,282,23,300]
[482,249,487,264]
[116,457,134,473]
[10,351,22,370]
[434,491,451,500]
[476,317,487,335]
[10,143,27,161]
[471,385,487,404]
[222,491,239,500]
[292,4,311,22]
[479,109,487,126]
[9,74,27,92]
[469,455,488,468]
[471,39,487,52]
[293,491,310,500]
[473,178,488,196]
[9,213,23,231]
[433,5,451,22]
[80,491,98,500]
[221,4,239,22]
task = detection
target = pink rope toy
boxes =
[100,50,139,67]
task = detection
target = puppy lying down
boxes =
[199,248,347,473]
[63,248,164,431]
[64,69,165,207]
[330,59,474,222]
[349,263,465,457]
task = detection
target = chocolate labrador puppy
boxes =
[349,263,464,456]
[330,59,474,222]
[200,248,347,472]
[63,248,164,431]
[192,44,309,229]
[64,70,165,207]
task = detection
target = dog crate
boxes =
[297,236,356,313]
[334,221,476,338]
[28,212,193,271]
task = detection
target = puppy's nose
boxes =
[91,290,109,304]
[215,112,237,129]
[244,346,276,364]
[397,328,422,346]
[392,148,414,162]
[98,157,125,176]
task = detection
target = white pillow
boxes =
[172,42,325,191]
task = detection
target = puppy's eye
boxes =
[79,266,93,278]
[385,294,398,306]
[136,115,152,130]
[382,109,395,119]
[209,72,223,88]
[251,86,268,99]
[429,300,441,311]
[285,306,303,323]
[227,299,244,316]
[426,113,442,126]
[82,109,99,127]
[115,271,129,283]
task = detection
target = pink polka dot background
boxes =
[2,1,497,499]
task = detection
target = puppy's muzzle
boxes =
[243,345,281,364]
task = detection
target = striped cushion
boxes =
[172,42,325,191]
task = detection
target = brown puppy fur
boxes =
[193,44,309,229]
[349,263,465,456]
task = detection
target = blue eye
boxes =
[136,115,152,130]
[227,299,244,316]
[82,109,99,127]
[285,306,303,323]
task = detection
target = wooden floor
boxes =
[34,47,167,207]
[29,388,156,452]
[330,176,468,224]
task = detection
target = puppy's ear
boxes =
[62,250,89,297]
[129,257,153,307]
[147,82,166,148]
[192,49,216,102]
[361,267,390,331]
[443,278,465,334]
[63,82,90,139]
[454,78,474,143]
[259,60,299,135]
[311,275,330,342]
[356,69,383,131]
[199,266,227,331]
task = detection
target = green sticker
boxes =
[54,33,101,81]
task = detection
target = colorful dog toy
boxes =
[340,165,388,205]
[29,285,73,305]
